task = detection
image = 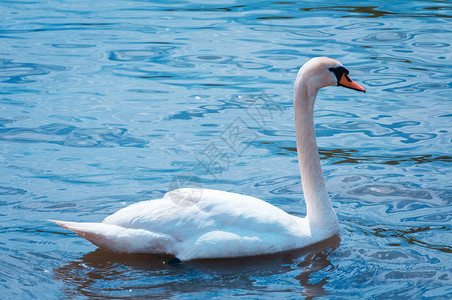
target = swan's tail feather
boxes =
[50,220,176,254]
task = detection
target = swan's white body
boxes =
[54,189,324,260]
[53,57,365,261]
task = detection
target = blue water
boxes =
[1,0,451,298]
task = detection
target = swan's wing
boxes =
[103,188,307,243]
[51,220,176,254]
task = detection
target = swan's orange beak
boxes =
[339,73,366,93]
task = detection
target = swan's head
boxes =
[296,57,366,93]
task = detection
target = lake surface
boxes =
[1,0,451,298]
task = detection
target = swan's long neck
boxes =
[294,78,338,231]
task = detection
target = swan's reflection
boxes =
[55,235,340,298]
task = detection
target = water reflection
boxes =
[302,5,452,18]
[371,225,451,253]
[277,145,452,165]
[295,249,337,299]
[55,235,340,298]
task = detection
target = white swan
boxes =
[52,57,365,261]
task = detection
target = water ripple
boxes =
[1,1,451,299]
[349,184,432,200]
[0,123,147,148]
[108,47,177,62]
[357,31,412,43]
[0,186,27,195]
[0,59,68,83]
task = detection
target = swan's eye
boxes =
[329,66,349,83]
